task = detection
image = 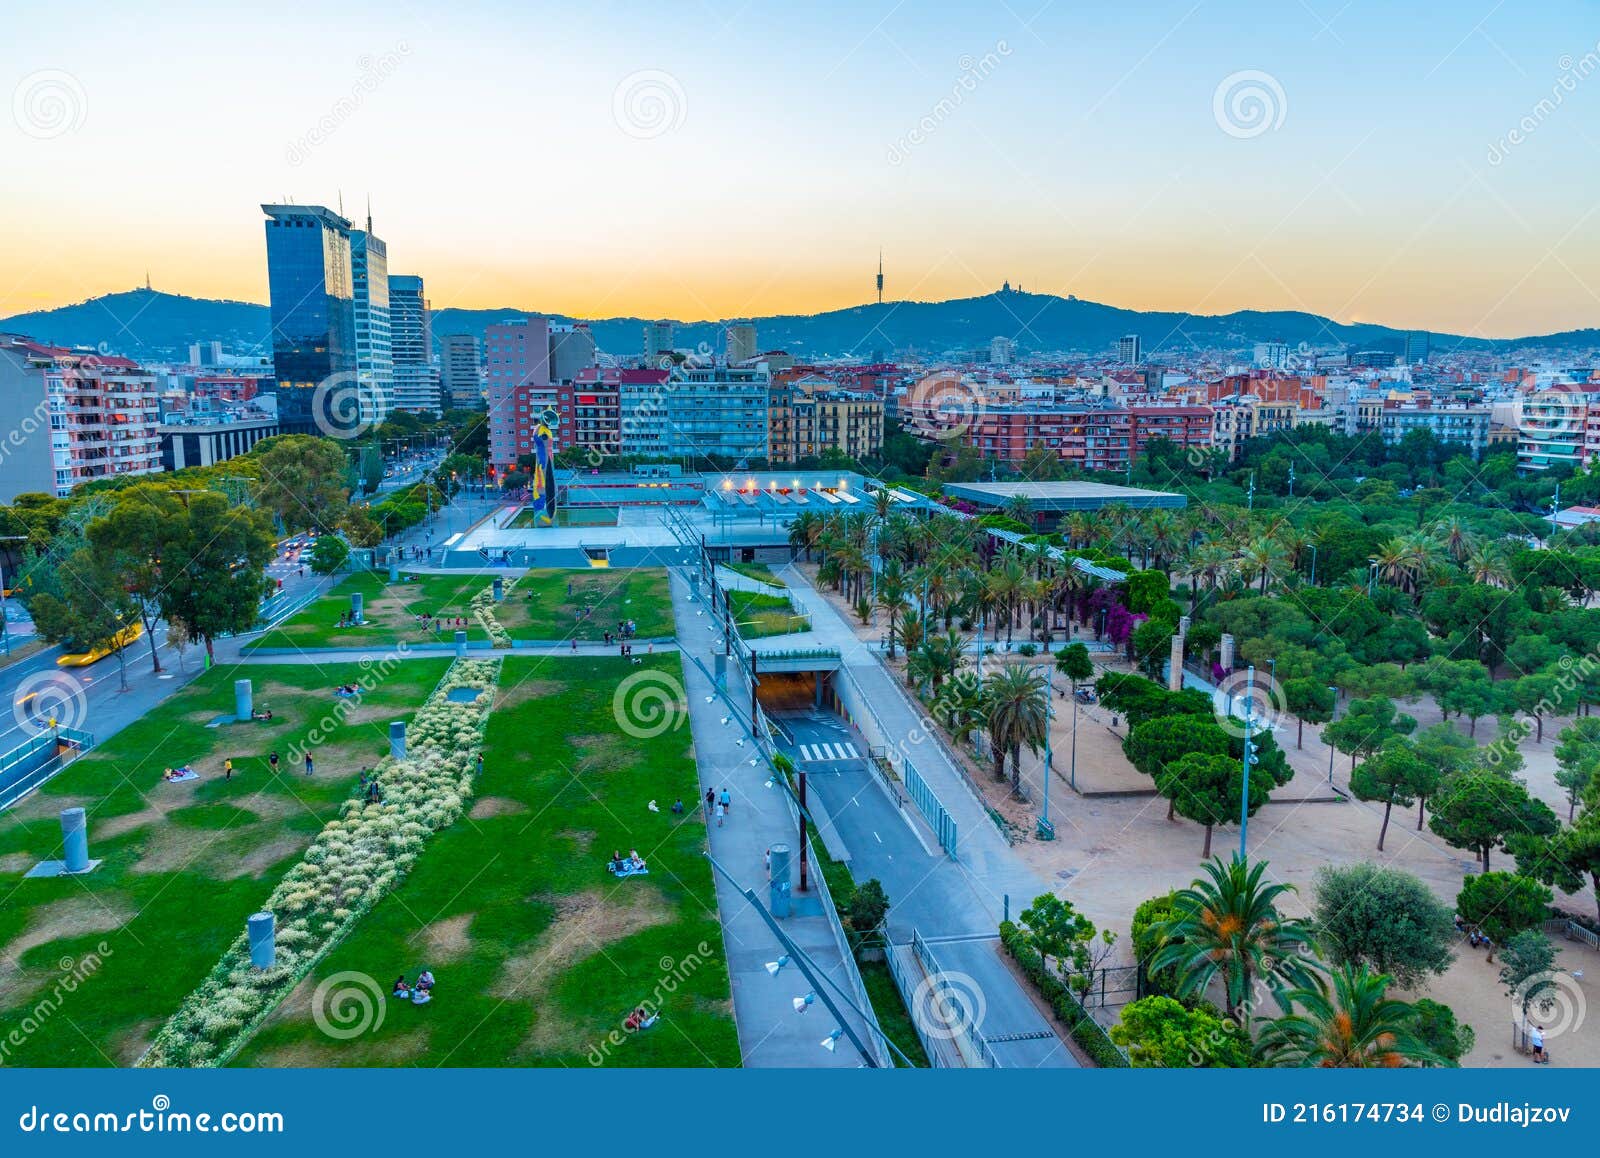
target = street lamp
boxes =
[1037,662,1056,840]
[1308,543,1318,586]
[1325,685,1338,784]
[1238,665,1257,859]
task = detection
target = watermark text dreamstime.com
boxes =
[1,943,112,1064]
[888,44,1011,165]
[1488,43,1600,165]
[286,43,411,166]
[584,942,715,1065]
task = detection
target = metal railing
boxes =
[912,930,996,1067]
[0,726,94,810]
[903,758,959,859]
[1544,917,1600,952]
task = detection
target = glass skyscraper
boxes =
[351,223,394,426]
[261,203,357,434]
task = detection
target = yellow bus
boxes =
[57,622,143,667]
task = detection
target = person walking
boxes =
[705,788,715,815]
[715,801,726,827]
[718,787,730,815]
[269,751,279,774]
[1531,1023,1546,1063]
[304,752,314,776]
[224,758,234,781]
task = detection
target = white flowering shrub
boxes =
[469,579,516,649]
[139,658,502,1068]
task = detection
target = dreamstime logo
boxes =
[1488,44,1600,165]
[887,42,1011,165]
[1212,70,1287,139]
[612,70,686,140]
[311,971,387,1040]
[903,370,986,442]
[909,969,987,1042]
[1210,667,1285,740]
[1512,969,1586,1042]
[612,670,687,739]
[12,670,89,733]
[311,371,372,440]
[12,69,87,140]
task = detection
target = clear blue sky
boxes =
[3,0,1598,336]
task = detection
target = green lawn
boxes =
[495,568,675,641]
[727,590,807,638]
[0,659,450,1065]
[723,562,784,587]
[247,572,495,651]
[233,654,738,1067]
[509,507,619,528]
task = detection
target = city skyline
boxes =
[4,2,1600,337]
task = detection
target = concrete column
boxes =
[388,557,399,583]
[1178,615,1191,637]
[234,678,253,722]
[454,630,467,658]
[60,807,88,873]
[769,843,792,918]
[389,721,406,760]
[1220,633,1235,672]
[713,651,727,690]
[247,912,276,969]
[814,671,824,709]
[1168,633,1185,691]
[492,577,504,603]
[351,592,365,625]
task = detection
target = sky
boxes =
[3,0,1600,337]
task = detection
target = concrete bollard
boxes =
[352,592,365,625]
[235,678,253,722]
[1220,633,1235,672]
[492,577,504,603]
[1168,633,1185,691]
[389,721,406,760]
[769,843,792,918]
[454,630,467,658]
[60,808,89,873]
[247,912,276,969]
[388,559,399,583]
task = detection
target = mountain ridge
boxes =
[3,287,1595,364]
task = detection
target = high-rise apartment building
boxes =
[618,365,770,460]
[1118,334,1142,365]
[549,324,597,384]
[439,333,484,410]
[387,274,439,413]
[261,204,357,434]
[643,320,675,361]
[350,225,394,425]
[726,323,757,366]
[989,336,1014,366]
[486,318,554,470]
[0,336,161,500]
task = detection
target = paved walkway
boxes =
[668,569,881,1068]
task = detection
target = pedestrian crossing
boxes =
[796,741,861,763]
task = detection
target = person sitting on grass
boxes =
[609,850,625,874]
[252,708,273,722]
[628,849,646,872]
[417,970,435,994]
[393,975,411,999]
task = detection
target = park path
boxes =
[668,568,883,1068]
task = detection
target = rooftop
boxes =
[943,480,1187,511]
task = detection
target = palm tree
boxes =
[1465,541,1511,587]
[1236,537,1287,594]
[1149,856,1318,1022]
[1435,516,1477,566]
[1259,964,1439,1068]
[1002,492,1035,530]
[788,511,822,562]
[982,664,1049,793]
[876,559,909,658]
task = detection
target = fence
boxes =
[902,758,959,859]
[0,726,95,810]
[1544,917,1600,952]
[1073,963,1145,1010]
[911,930,997,1067]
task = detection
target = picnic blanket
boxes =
[163,768,199,783]
[609,865,650,879]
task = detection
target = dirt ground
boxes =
[800,566,1600,1067]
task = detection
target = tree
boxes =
[1149,856,1318,1021]
[249,434,352,532]
[1312,863,1455,989]
[339,506,384,548]
[1110,996,1253,1068]
[86,486,177,674]
[1408,999,1473,1067]
[1553,719,1600,821]
[1018,893,1097,977]
[309,534,351,576]
[1323,696,1416,772]
[845,878,890,942]
[1259,964,1439,1068]
[28,547,138,691]
[1283,678,1333,749]
[1511,821,1600,924]
[1430,659,1496,736]
[1498,930,1558,1020]
[1126,714,1232,819]
[1410,723,1474,828]
[982,664,1049,793]
[1349,739,1428,851]
[1455,872,1552,962]
[1130,891,1181,997]
[1055,641,1094,688]
[1130,616,1177,679]
[1429,769,1559,872]
[156,493,276,660]
[1157,751,1269,858]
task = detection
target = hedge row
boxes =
[999,920,1129,1068]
